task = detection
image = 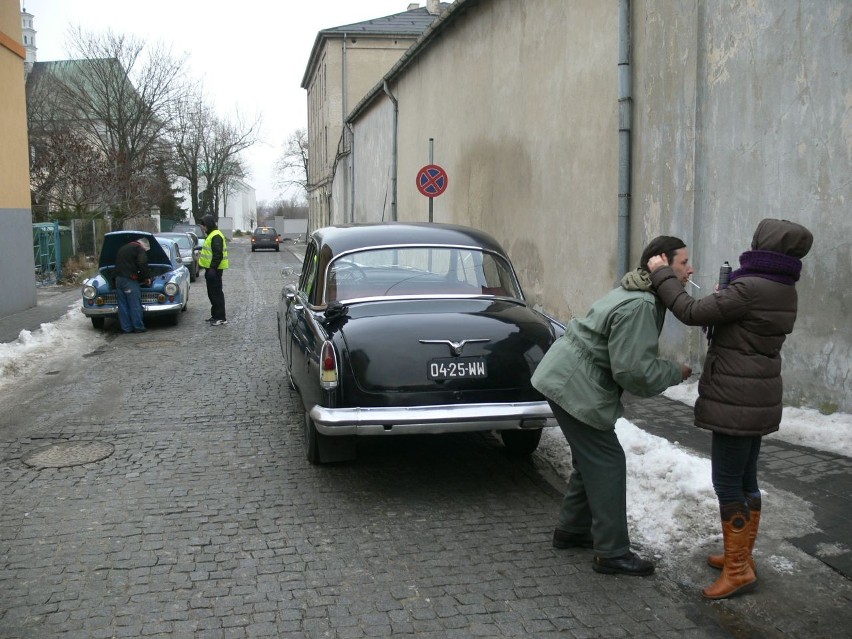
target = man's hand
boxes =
[647,254,670,272]
[207,268,216,275]
[680,364,692,381]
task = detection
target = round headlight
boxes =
[164,282,178,296]
[82,285,97,300]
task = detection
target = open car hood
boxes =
[99,231,171,267]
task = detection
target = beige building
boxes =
[322,0,851,413]
[0,0,36,317]
[301,1,447,232]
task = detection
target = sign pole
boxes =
[428,138,434,222]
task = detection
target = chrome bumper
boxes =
[81,302,182,317]
[309,401,556,436]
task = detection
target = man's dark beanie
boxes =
[639,236,687,271]
[201,214,216,230]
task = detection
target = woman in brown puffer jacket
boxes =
[648,218,813,600]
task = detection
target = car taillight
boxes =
[320,340,338,389]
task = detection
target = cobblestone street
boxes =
[1,238,850,638]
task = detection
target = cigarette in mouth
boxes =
[687,278,701,289]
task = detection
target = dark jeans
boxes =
[205,269,226,321]
[548,400,630,558]
[711,431,761,506]
[116,275,145,332]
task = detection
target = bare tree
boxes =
[168,88,259,222]
[274,128,309,197]
[51,27,187,221]
[167,87,209,222]
[199,114,259,221]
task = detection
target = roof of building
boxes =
[347,0,472,123]
[301,3,451,89]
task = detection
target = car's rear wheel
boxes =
[90,317,105,329]
[500,428,543,455]
[304,410,322,465]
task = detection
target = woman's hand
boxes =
[647,254,669,272]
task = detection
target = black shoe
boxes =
[204,317,215,322]
[592,551,655,576]
[133,327,147,333]
[553,528,594,549]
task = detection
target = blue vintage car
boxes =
[278,222,566,464]
[81,231,191,329]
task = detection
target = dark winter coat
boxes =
[115,241,150,281]
[650,219,813,437]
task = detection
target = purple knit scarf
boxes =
[730,250,802,286]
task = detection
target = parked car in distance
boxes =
[277,222,565,464]
[172,223,206,251]
[156,231,200,281]
[81,231,190,329]
[252,226,281,251]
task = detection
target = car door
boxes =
[286,241,320,395]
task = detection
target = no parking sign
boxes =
[416,164,449,197]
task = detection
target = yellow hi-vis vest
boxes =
[199,229,229,269]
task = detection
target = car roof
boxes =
[312,222,508,256]
[156,232,193,242]
[100,230,171,267]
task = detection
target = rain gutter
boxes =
[617,0,632,278]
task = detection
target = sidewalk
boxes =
[623,393,852,580]
[0,285,80,344]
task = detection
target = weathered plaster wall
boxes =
[634,0,852,410]
[347,0,851,411]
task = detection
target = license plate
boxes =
[428,357,487,380]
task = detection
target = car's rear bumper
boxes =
[309,401,555,436]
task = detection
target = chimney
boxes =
[407,3,420,10]
[427,0,440,14]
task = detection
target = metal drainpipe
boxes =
[348,123,355,223]
[342,34,349,223]
[617,0,632,278]
[383,80,399,221]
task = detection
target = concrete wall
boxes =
[0,0,36,317]
[345,0,852,411]
[353,0,618,321]
[632,0,852,411]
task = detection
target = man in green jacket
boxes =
[532,236,693,576]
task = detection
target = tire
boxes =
[275,246,280,252]
[500,428,543,456]
[304,410,322,465]
[91,317,105,329]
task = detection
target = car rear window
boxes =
[325,246,521,302]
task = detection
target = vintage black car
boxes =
[277,222,565,464]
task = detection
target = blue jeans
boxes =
[711,432,761,506]
[116,275,145,332]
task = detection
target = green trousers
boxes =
[549,401,631,558]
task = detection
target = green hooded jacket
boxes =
[531,268,682,430]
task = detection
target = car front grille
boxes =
[99,292,165,304]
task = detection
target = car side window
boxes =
[299,242,319,304]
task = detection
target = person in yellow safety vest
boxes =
[199,214,230,326]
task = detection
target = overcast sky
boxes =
[20,0,422,204]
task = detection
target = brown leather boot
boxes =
[703,504,757,599]
[707,496,761,572]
